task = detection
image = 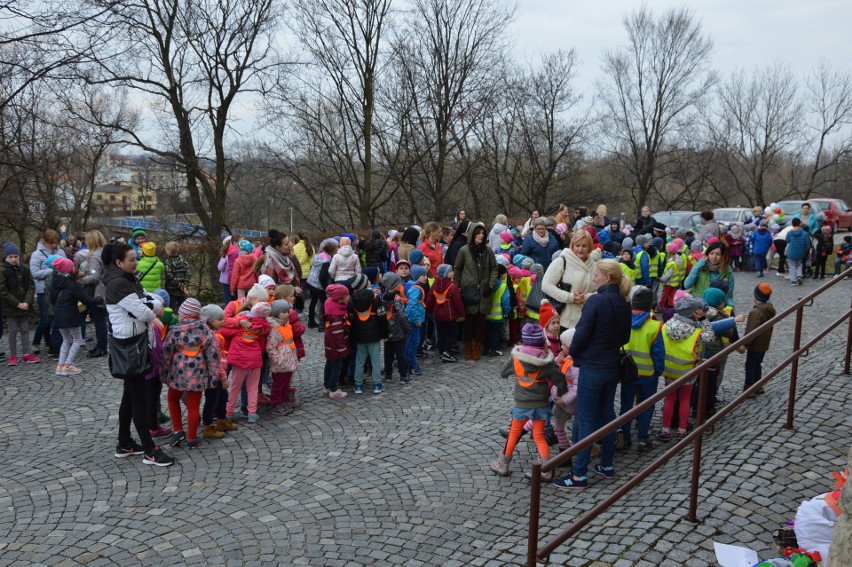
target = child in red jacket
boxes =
[222,301,270,423]
[230,240,259,298]
[425,264,464,363]
[323,284,351,399]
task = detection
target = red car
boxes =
[809,198,852,232]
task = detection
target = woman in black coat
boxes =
[364,231,388,268]
[443,219,470,267]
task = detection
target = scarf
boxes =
[264,246,296,284]
[468,241,487,264]
[532,230,550,247]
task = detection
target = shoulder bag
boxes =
[461,252,482,306]
[605,296,638,385]
[108,331,152,379]
[543,256,572,313]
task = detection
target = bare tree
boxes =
[598,6,716,212]
[712,64,803,207]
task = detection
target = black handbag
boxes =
[461,251,483,306]
[619,346,639,385]
[108,332,152,379]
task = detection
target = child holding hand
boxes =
[222,301,271,423]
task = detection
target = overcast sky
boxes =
[510,0,851,97]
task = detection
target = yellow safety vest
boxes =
[664,256,686,288]
[625,317,662,377]
[486,280,508,321]
[636,250,661,280]
[662,325,702,380]
[719,306,733,345]
[620,262,638,283]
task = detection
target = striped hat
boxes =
[178,298,202,319]
[521,323,545,347]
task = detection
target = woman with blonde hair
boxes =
[77,230,109,357]
[595,204,609,229]
[541,229,601,330]
[552,259,632,490]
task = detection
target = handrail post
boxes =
[784,304,804,430]
[688,368,708,523]
[527,462,542,567]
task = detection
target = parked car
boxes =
[808,198,852,232]
[713,207,752,229]
[652,211,702,232]
[775,200,824,230]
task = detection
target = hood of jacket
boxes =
[489,223,508,236]
[467,222,486,241]
[511,345,554,371]
[351,288,377,312]
[337,245,354,257]
[631,310,653,329]
[52,274,72,291]
[170,318,208,346]
[560,248,595,272]
[665,314,701,341]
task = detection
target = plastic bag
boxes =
[794,495,838,562]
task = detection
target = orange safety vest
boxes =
[514,357,543,388]
[180,344,202,357]
[275,324,295,350]
[158,324,168,341]
[214,332,227,358]
[407,284,426,307]
[560,357,574,375]
[356,308,376,322]
[433,283,455,305]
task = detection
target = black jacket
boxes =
[570,284,632,370]
[0,261,34,315]
[348,289,388,343]
[50,274,104,330]
[364,238,388,267]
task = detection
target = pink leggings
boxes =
[226,367,261,416]
[661,384,693,431]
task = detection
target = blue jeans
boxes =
[745,350,765,388]
[572,366,620,478]
[354,342,382,386]
[406,325,422,372]
[384,338,409,380]
[754,253,766,274]
[324,358,343,391]
[222,283,233,304]
[33,292,51,346]
[90,306,108,351]
[203,384,228,425]
[619,379,658,442]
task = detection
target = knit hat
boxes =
[178,298,202,319]
[690,241,702,252]
[152,288,171,308]
[381,272,402,293]
[675,297,706,318]
[387,229,398,239]
[251,302,271,318]
[770,223,780,231]
[339,236,352,247]
[539,299,559,329]
[650,237,664,250]
[238,239,254,254]
[410,265,427,281]
[622,237,634,250]
[131,227,146,239]
[708,278,729,295]
[349,274,370,292]
[754,283,773,303]
[200,304,224,322]
[2,242,19,257]
[495,254,509,266]
[500,231,514,243]
[521,256,534,270]
[436,264,452,279]
[555,223,568,235]
[629,286,654,312]
[247,283,269,301]
[258,274,276,288]
[636,234,650,247]
[667,238,684,254]
[822,225,833,233]
[408,249,424,265]
[511,255,526,268]
[53,257,74,274]
[270,299,292,317]
[521,323,545,347]
[759,220,768,227]
[363,266,379,284]
[141,242,156,257]
[560,328,576,348]
[582,216,595,227]
[45,254,59,269]
[529,263,544,276]
[674,289,692,304]
[326,283,349,301]
[341,233,356,243]
[508,266,522,279]
[222,236,232,246]
[702,287,727,309]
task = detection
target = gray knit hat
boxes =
[675,297,706,317]
[270,299,292,318]
[636,234,651,247]
[200,304,225,322]
[381,272,403,292]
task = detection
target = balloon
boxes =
[764,206,773,215]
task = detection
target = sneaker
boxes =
[115,441,145,458]
[373,384,384,394]
[227,412,246,421]
[656,430,671,442]
[7,356,18,366]
[63,365,82,376]
[411,367,423,376]
[552,475,588,490]
[22,354,40,363]
[322,387,330,395]
[157,412,170,424]
[440,352,457,363]
[167,430,186,447]
[400,376,411,384]
[55,364,66,376]
[247,413,260,424]
[353,385,364,394]
[149,427,173,439]
[271,403,293,416]
[142,446,175,467]
[187,438,201,449]
[637,440,653,453]
[594,464,616,479]
[676,430,687,439]
[328,389,348,399]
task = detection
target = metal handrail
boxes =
[527,265,852,566]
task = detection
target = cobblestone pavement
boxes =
[0,271,850,567]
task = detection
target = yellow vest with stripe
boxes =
[486,280,508,321]
[719,306,733,345]
[664,256,686,288]
[625,316,662,377]
[621,262,638,283]
[662,325,702,380]
[635,250,661,280]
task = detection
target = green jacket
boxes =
[452,234,498,315]
[137,255,164,293]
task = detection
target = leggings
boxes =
[464,313,486,343]
[168,388,203,441]
[662,384,693,432]
[146,377,164,430]
[306,283,326,326]
[118,375,155,453]
[436,321,457,355]
[269,371,293,406]
[504,418,549,459]
[58,327,83,366]
[202,384,228,426]
[227,367,260,416]
[6,315,31,357]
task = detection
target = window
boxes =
[110,195,115,201]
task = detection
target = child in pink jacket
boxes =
[551,328,579,453]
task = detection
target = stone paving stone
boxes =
[0,272,850,565]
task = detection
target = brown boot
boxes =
[203,425,225,439]
[473,339,481,361]
[216,418,238,432]
[465,338,473,360]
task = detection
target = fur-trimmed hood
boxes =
[511,345,554,368]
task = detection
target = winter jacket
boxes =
[103,264,162,343]
[164,254,190,296]
[633,214,657,237]
[750,229,773,256]
[328,246,361,282]
[222,245,239,285]
[230,253,259,293]
[520,231,561,271]
[383,292,411,342]
[29,241,66,294]
[569,283,632,370]
[452,233,499,316]
[77,248,106,301]
[307,252,332,289]
[743,302,775,352]
[696,220,720,245]
[0,260,35,316]
[323,298,351,360]
[49,274,103,329]
[659,254,684,285]
[683,258,735,306]
[487,223,509,251]
[417,240,443,277]
[219,314,269,369]
[551,357,579,421]
[293,240,314,277]
[136,254,165,293]
[794,212,819,235]
[364,238,388,268]
[605,227,626,245]
[425,277,465,322]
[287,309,306,359]
[703,307,739,359]
[348,289,388,343]
[160,318,221,391]
[501,346,567,409]
[541,248,601,330]
[404,281,427,324]
[785,227,811,261]
[266,321,300,373]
